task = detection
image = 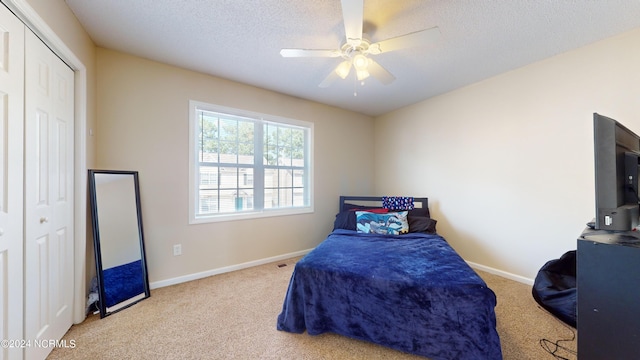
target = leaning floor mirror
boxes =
[88,169,150,318]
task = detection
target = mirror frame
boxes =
[88,169,150,318]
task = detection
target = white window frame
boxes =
[189,100,314,224]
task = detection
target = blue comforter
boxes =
[277,230,502,360]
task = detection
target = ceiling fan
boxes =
[280,0,440,88]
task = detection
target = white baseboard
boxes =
[149,248,312,289]
[150,249,534,290]
[466,261,534,286]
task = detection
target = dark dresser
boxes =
[578,227,640,359]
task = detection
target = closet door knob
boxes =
[40,217,49,224]
[0,228,4,236]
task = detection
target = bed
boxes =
[276,196,502,360]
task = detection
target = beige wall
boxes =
[95,48,375,283]
[375,28,640,282]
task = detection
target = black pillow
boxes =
[408,216,437,234]
[333,211,357,231]
[408,208,430,218]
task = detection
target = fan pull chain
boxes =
[353,75,357,96]
[352,74,367,96]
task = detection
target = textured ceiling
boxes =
[64,0,640,116]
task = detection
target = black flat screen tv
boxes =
[594,113,640,231]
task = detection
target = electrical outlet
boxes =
[173,244,182,256]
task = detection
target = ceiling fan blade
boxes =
[280,49,342,58]
[341,0,363,46]
[368,59,395,85]
[318,69,340,88]
[368,26,441,54]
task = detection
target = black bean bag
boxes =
[532,250,577,327]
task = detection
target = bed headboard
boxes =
[339,196,429,213]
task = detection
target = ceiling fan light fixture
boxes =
[356,69,370,81]
[352,54,369,71]
[335,60,352,79]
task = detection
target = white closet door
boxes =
[24,29,74,360]
[0,5,25,360]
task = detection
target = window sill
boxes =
[189,206,314,224]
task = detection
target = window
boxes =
[189,101,313,223]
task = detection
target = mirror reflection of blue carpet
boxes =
[102,260,145,307]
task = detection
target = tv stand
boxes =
[577,227,640,359]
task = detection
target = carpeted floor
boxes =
[47,257,576,359]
